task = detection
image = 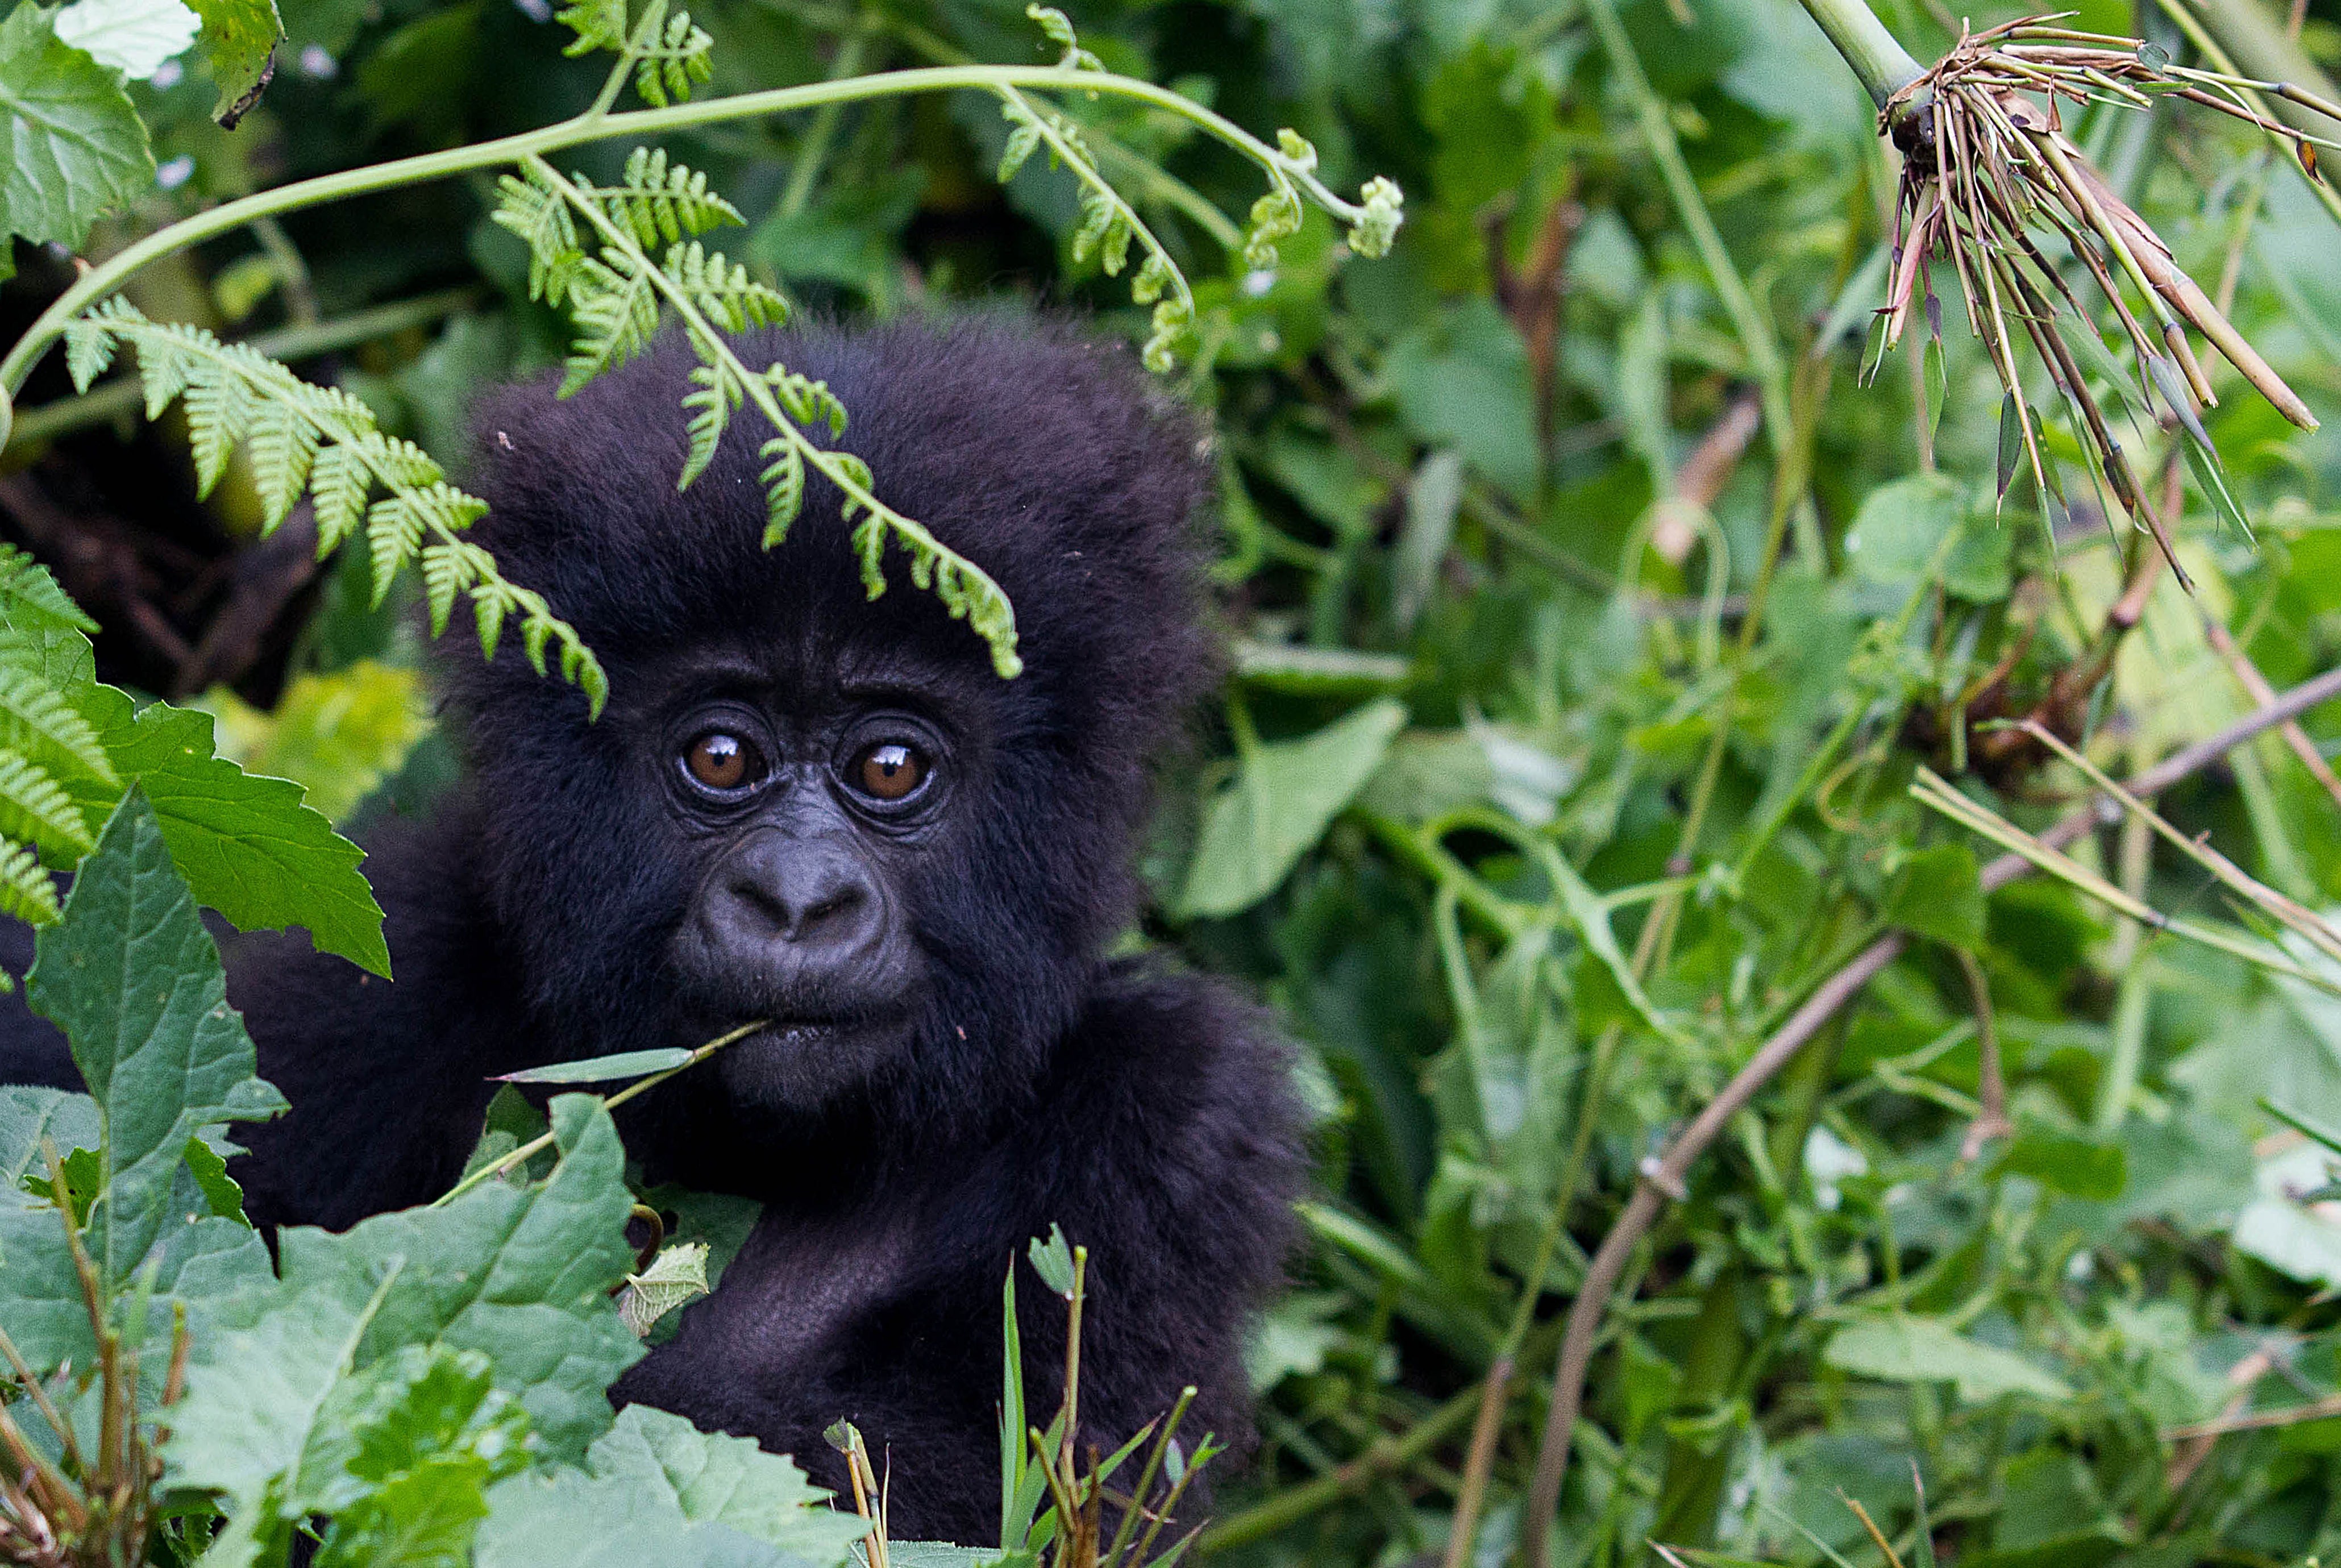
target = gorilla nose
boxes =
[702,831,885,967]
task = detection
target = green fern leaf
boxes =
[365,496,426,610]
[182,364,257,498]
[768,369,847,438]
[0,838,59,926]
[633,9,712,107]
[492,170,586,305]
[679,359,738,490]
[0,668,116,786]
[562,252,662,396]
[554,0,627,53]
[310,443,371,554]
[0,546,97,635]
[997,113,1043,184]
[830,452,876,526]
[664,243,785,334]
[419,542,480,637]
[64,317,115,392]
[851,516,888,599]
[248,402,322,530]
[758,437,803,547]
[0,751,92,858]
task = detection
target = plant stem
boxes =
[433,1020,765,1205]
[1792,0,1927,109]
[0,64,1366,400]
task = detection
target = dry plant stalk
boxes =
[0,1141,183,1568]
[1876,13,2338,584]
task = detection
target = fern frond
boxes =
[520,151,1022,680]
[63,315,115,392]
[492,168,588,306]
[72,300,605,714]
[989,86,1194,371]
[633,8,712,107]
[758,437,804,547]
[0,838,60,926]
[310,443,371,554]
[664,243,786,334]
[562,252,663,395]
[0,751,92,858]
[555,0,628,53]
[0,546,97,635]
[247,401,322,527]
[184,365,261,498]
[419,540,479,636]
[364,494,428,610]
[576,148,742,248]
[768,370,846,438]
[679,356,740,491]
[0,668,117,787]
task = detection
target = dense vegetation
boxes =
[0,0,2338,1559]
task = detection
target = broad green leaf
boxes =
[1178,698,1407,919]
[1844,474,2009,603]
[1994,1127,2126,1201]
[1824,1315,2072,1402]
[72,692,390,976]
[202,660,434,824]
[1882,843,1986,951]
[265,1096,643,1462]
[582,1404,866,1558]
[52,0,198,77]
[0,1084,99,1200]
[0,545,98,637]
[1384,300,1538,500]
[476,1405,866,1568]
[302,1346,531,1567]
[25,788,286,1286]
[0,2,153,249]
[0,1179,266,1372]
[183,0,282,124]
[168,1099,642,1556]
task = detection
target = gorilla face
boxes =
[625,646,979,1109]
[448,321,1219,1136]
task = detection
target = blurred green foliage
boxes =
[7,0,2341,1558]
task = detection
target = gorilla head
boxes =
[444,319,1216,1124]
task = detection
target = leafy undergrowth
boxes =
[5,0,2341,1559]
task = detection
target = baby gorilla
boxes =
[0,320,1302,1543]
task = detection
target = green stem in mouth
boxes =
[433,1018,767,1207]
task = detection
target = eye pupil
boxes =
[856,742,924,801]
[685,732,758,791]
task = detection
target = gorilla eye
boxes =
[684,731,764,793]
[852,742,926,802]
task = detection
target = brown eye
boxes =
[854,742,925,801]
[684,731,763,792]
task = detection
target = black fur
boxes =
[0,320,1302,1544]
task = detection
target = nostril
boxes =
[790,881,864,941]
[709,839,879,952]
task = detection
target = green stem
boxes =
[1791,0,1927,109]
[434,1019,765,1207]
[0,64,1368,400]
